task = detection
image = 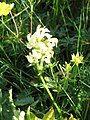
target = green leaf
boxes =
[42,107,55,120]
[26,106,41,120]
[15,96,34,106]
[26,106,31,120]
[0,64,8,74]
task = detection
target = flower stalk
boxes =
[1,16,16,36]
[10,11,19,37]
[39,75,62,118]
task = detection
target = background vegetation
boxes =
[0,0,90,120]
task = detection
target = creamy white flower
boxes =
[37,42,47,52]
[27,34,37,49]
[27,40,36,49]
[26,53,34,63]
[36,25,50,34]
[48,38,58,47]
[34,25,52,40]
[44,52,53,63]
[27,33,31,41]
[44,56,51,63]
[32,49,42,59]
[47,48,54,57]
[27,42,32,49]
[19,111,25,120]
[10,3,14,9]
[26,25,58,65]
[43,33,52,39]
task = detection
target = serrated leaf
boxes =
[42,107,55,120]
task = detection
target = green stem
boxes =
[39,75,62,118]
[77,14,82,53]
[1,16,16,37]
[84,101,89,120]
[10,12,19,37]
[60,7,69,39]
[28,0,34,35]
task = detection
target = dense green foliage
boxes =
[0,0,90,120]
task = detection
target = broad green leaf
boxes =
[42,107,55,120]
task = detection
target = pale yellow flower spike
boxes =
[0,2,14,16]
[26,25,58,64]
[71,52,83,66]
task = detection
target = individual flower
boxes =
[44,52,52,64]
[26,53,34,64]
[35,25,52,40]
[71,52,83,66]
[0,2,14,16]
[48,38,58,47]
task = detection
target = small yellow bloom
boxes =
[0,2,14,16]
[71,52,83,66]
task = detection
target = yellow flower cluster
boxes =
[61,52,84,78]
[71,52,83,66]
[0,2,14,16]
[26,25,58,64]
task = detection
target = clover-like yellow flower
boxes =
[0,2,14,16]
[71,52,83,66]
